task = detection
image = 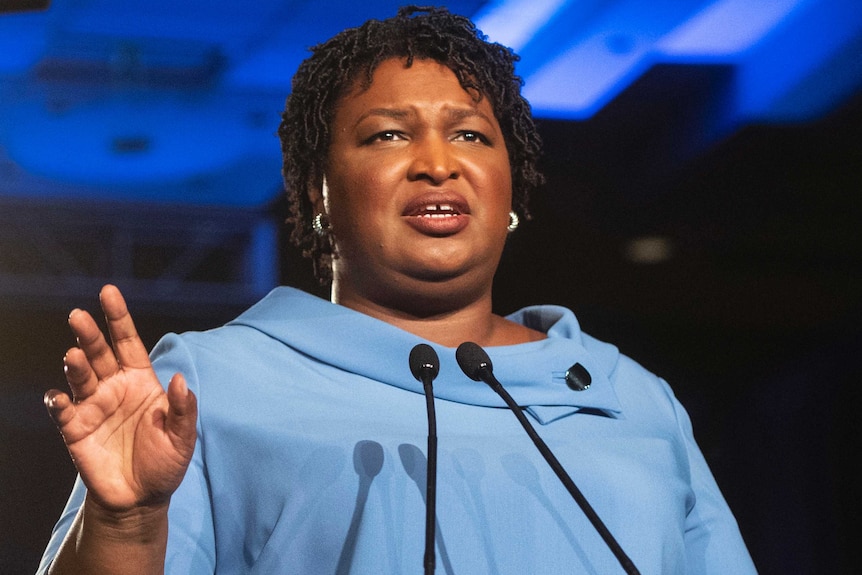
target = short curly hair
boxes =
[278,5,544,283]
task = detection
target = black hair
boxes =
[278,5,544,283]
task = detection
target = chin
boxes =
[404,248,499,281]
[399,268,492,305]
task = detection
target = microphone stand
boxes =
[456,342,640,575]
[422,377,437,575]
[409,344,440,575]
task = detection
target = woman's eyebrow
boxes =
[445,107,493,125]
[353,105,493,128]
[353,108,412,128]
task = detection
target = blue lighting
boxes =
[0,0,859,205]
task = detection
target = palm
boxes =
[45,285,197,512]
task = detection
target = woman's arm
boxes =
[42,285,198,574]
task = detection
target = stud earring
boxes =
[507,211,520,232]
[312,212,331,236]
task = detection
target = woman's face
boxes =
[320,57,512,313]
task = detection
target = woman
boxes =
[38,7,756,574]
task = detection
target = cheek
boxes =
[468,147,511,185]
[499,168,514,203]
[476,161,514,210]
[325,177,394,248]
[330,159,400,205]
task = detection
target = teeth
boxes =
[421,203,456,216]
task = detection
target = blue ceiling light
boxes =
[656,0,803,59]
[472,0,568,51]
[476,0,862,122]
[0,85,283,204]
[508,0,715,118]
[730,0,862,123]
[0,0,859,205]
[6,94,245,184]
[657,0,862,125]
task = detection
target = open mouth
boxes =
[403,194,470,217]
[403,195,470,234]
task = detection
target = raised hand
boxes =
[44,284,197,513]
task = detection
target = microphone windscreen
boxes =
[455,341,492,381]
[409,343,440,381]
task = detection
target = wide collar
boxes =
[228,287,623,424]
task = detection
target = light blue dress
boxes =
[38,287,757,574]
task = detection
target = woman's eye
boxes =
[369,131,403,142]
[455,131,488,144]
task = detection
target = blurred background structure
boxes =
[1,1,860,573]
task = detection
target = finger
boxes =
[165,374,198,456]
[100,285,152,371]
[64,347,100,402]
[44,390,99,456]
[44,389,78,430]
[69,307,121,382]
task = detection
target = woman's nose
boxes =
[407,135,459,184]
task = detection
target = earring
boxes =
[312,212,331,237]
[507,211,520,232]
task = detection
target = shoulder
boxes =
[509,303,681,409]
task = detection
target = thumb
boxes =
[165,373,198,453]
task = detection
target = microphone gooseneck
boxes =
[455,342,641,575]
[409,343,440,575]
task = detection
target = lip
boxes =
[401,192,471,235]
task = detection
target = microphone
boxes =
[409,343,441,575]
[455,342,640,575]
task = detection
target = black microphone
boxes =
[409,343,440,575]
[455,342,640,575]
